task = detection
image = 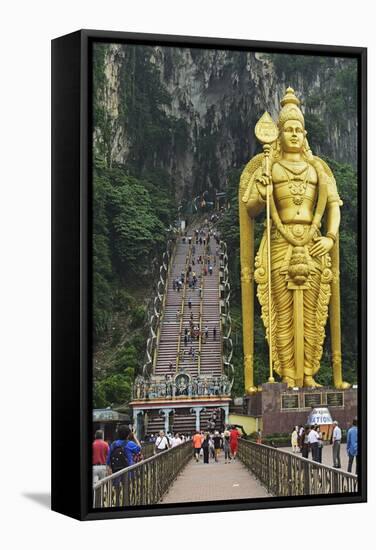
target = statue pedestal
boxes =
[244,383,357,435]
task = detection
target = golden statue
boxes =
[239,87,350,393]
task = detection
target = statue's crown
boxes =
[280,87,301,107]
[278,87,304,129]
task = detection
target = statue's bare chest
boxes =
[272,161,318,207]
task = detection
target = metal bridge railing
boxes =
[93,441,192,508]
[141,442,155,459]
[238,439,358,496]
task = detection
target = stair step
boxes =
[153,228,224,379]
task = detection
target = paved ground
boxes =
[281,443,357,474]
[160,452,270,504]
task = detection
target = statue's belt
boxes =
[271,223,319,241]
[259,224,328,275]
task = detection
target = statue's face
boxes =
[280,119,305,152]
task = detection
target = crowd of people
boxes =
[148,426,240,464]
[181,323,217,347]
[149,430,190,451]
[176,226,220,294]
[290,418,358,474]
[191,426,241,464]
[170,226,222,385]
[291,424,325,463]
[93,420,242,485]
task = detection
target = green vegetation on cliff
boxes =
[92,43,183,408]
[269,54,357,150]
[93,161,176,408]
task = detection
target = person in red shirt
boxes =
[92,430,109,484]
[229,426,240,461]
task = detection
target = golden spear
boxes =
[255,112,278,383]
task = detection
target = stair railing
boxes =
[142,235,177,378]
[197,240,208,374]
[219,240,234,389]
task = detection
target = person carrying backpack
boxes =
[106,425,141,475]
[155,430,170,453]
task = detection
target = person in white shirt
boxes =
[155,430,170,453]
[171,433,182,447]
[307,425,319,462]
[332,421,342,468]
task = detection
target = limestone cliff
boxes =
[93,43,357,200]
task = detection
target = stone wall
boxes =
[245,382,358,435]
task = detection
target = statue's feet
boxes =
[334,381,351,390]
[282,377,295,388]
[304,376,322,388]
[245,385,259,395]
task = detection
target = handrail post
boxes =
[333,470,339,493]
[288,453,292,497]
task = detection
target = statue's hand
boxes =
[255,174,272,199]
[310,237,334,257]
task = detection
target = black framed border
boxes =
[51,29,367,521]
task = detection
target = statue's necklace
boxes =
[280,163,309,209]
[270,159,325,248]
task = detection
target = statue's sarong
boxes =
[255,223,333,382]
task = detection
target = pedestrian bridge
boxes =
[93,439,358,508]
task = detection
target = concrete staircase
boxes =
[153,245,189,377]
[144,225,224,437]
[200,236,222,377]
[154,230,222,378]
[146,407,225,437]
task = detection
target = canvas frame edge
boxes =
[51,29,367,521]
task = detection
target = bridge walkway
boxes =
[160,452,269,503]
